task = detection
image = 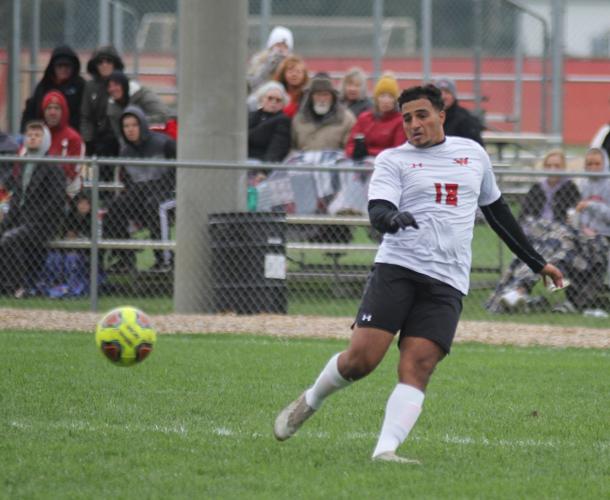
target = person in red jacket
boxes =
[41,90,85,198]
[345,74,406,161]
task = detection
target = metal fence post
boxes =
[473,0,483,117]
[372,0,384,81]
[550,0,565,138]
[29,0,40,93]
[99,0,111,46]
[113,2,124,54]
[421,0,432,83]
[8,0,22,135]
[260,0,272,50]
[513,11,524,133]
[89,158,100,312]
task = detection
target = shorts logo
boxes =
[361,313,372,322]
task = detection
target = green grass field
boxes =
[1,330,608,499]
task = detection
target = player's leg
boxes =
[372,275,461,462]
[274,264,412,441]
[273,326,393,441]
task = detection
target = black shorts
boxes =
[354,263,464,353]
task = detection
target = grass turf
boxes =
[1,330,608,499]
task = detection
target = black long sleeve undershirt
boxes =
[368,199,400,234]
[480,196,546,273]
[369,196,546,274]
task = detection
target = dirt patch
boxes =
[1,308,608,349]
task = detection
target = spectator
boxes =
[345,73,406,160]
[34,192,96,298]
[435,77,484,145]
[519,149,580,224]
[339,67,372,118]
[0,129,20,186]
[106,71,169,144]
[80,45,125,158]
[487,148,610,315]
[21,45,86,133]
[42,91,85,198]
[292,72,356,151]
[0,121,65,297]
[248,81,291,167]
[103,106,176,274]
[247,26,294,94]
[274,55,309,118]
[590,115,610,159]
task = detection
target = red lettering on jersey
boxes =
[410,162,423,168]
[434,183,459,206]
[453,157,469,166]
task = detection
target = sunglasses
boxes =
[265,95,283,103]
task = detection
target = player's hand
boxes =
[540,263,564,290]
[389,211,419,231]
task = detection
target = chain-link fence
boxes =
[1,153,609,323]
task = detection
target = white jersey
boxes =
[369,136,501,294]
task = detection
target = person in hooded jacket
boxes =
[80,45,125,157]
[21,45,86,132]
[41,90,85,198]
[103,106,176,273]
[0,120,65,296]
[292,72,356,151]
[435,77,484,146]
[106,71,169,145]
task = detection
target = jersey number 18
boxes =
[434,183,459,206]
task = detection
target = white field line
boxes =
[6,419,608,451]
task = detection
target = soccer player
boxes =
[273,84,564,463]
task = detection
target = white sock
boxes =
[372,383,425,457]
[305,353,351,410]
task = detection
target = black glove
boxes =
[386,211,419,233]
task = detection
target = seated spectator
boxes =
[42,90,85,198]
[274,55,309,118]
[0,121,65,297]
[292,72,356,152]
[519,149,580,225]
[0,129,20,186]
[21,45,85,132]
[42,91,84,185]
[591,114,610,159]
[345,73,406,161]
[248,81,291,170]
[80,45,125,158]
[486,148,610,315]
[435,77,484,145]
[103,106,176,273]
[106,71,169,144]
[33,192,96,298]
[339,67,372,118]
[247,26,294,95]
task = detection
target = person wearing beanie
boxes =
[20,45,86,132]
[340,67,372,118]
[247,26,295,95]
[435,77,484,145]
[345,74,406,160]
[292,72,356,151]
[0,120,65,297]
[80,45,125,158]
[106,71,169,143]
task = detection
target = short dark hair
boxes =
[24,120,45,132]
[398,84,444,112]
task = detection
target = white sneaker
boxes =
[500,289,526,310]
[273,392,316,441]
[372,451,421,465]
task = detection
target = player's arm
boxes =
[368,199,419,233]
[480,196,564,287]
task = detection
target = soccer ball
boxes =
[95,306,157,366]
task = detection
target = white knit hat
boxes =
[266,26,294,50]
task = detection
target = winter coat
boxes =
[344,109,406,159]
[80,46,125,154]
[579,148,610,237]
[248,109,291,163]
[519,180,581,224]
[292,92,356,151]
[107,80,169,142]
[119,106,176,185]
[20,45,86,132]
[42,91,85,196]
[443,101,484,146]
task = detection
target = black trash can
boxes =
[209,212,287,314]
